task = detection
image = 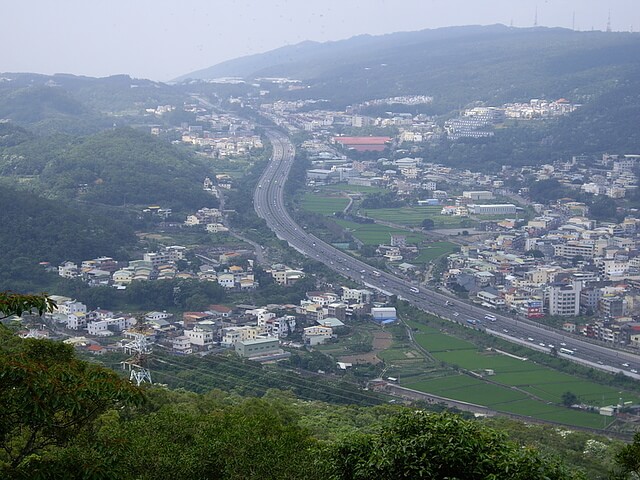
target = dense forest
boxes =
[0,127,217,211]
[0,181,136,292]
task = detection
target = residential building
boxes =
[303,325,333,346]
[548,283,581,317]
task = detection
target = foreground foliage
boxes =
[0,328,601,479]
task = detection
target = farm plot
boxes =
[335,219,425,245]
[364,206,470,228]
[413,242,457,263]
[402,319,640,427]
[300,193,350,215]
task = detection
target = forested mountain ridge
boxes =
[179,25,640,108]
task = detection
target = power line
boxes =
[153,353,381,406]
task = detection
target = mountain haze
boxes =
[180,25,640,107]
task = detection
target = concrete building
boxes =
[467,204,517,215]
[463,191,494,201]
[235,337,280,358]
[371,307,397,324]
[303,325,333,346]
[548,283,581,317]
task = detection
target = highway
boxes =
[254,131,640,379]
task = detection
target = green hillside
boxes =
[0,181,136,291]
[0,127,217,211]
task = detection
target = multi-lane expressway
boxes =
[254,130,640,378]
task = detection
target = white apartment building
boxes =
[58,300,87,316]
[467,204,516,215]
[548,283,581,316]
[87,317,134,336]
[553,242,596,259]
[184,327,215,348]
[463,191,494,201]
[58,262,79,278]
[303,325,333,346]
[341,287,372,304]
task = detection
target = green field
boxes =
[335,219,425,245]
[300,193,350,215]
[413,242,457,263]
[414,332,477,353]
[402,320,635,429]
[319,184,386,194]
[363,206,471,228]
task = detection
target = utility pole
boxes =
[606,10,612,33]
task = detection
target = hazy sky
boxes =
[2,0,638,81]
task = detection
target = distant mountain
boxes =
[178,25,640,107]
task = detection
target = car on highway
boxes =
[631,369,638,374]
[622,363,630,367]
[453,312,459,317]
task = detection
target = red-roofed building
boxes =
[207,305,233,317]
[333,136,391,152]
[86,344,107,355]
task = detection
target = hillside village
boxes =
[20,282,396,364]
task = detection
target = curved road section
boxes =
[255,131,640,377]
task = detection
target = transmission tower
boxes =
[122,327,153,386]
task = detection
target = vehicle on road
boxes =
[484,314,496,322]
[466,319,477,325]
[410,287,420,294]
[372,271,381,277]
[559,348,574,355]
[622,363,630,367]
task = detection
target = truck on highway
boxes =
[466,319,477,325]
[559,347,575,355]
[484,314,496,322]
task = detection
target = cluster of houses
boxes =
[54,245,264,290]
[442,200,640,346]
[258,93,579,144]
[184,206,229,233]
[33,284,396,362]
[149,103,264,158]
